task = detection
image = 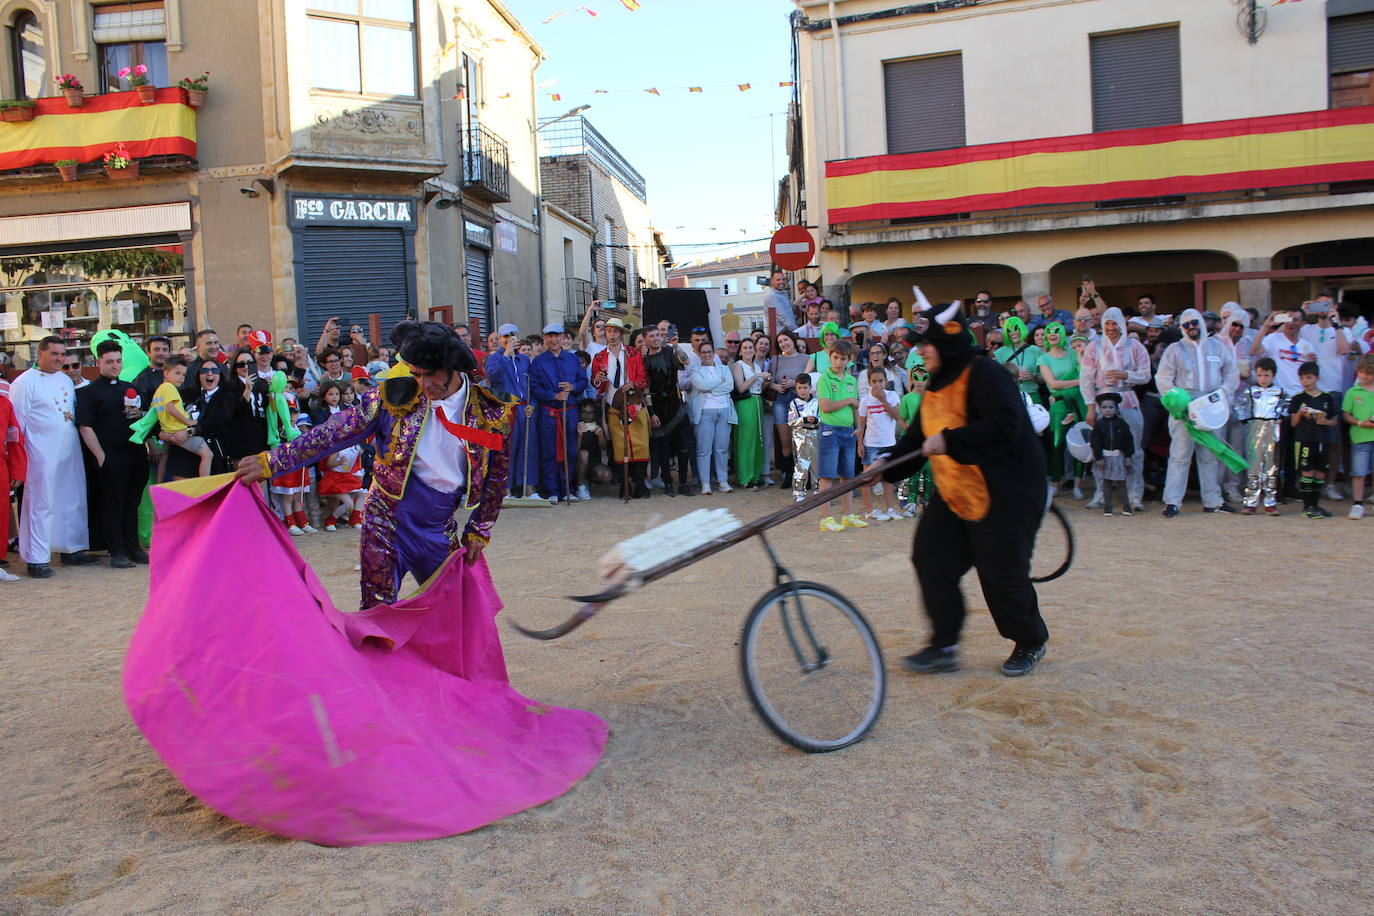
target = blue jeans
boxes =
[695,407,732,485]
[817,423,856,479]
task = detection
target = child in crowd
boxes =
[816,339,867,532]
[1341,353,1374,519]
[787,373,820,502]
[319,441,364,530]
[1237,357,1287,516]
[1289,361,1339,519]
[856,366,902,521]
[1089,392,1134,516]
[576,399,610,498]
[896,357,929,516]
[271,391,314,535]
[152,356,212,477]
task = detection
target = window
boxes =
[94,2,168,92]
[719,278,737,296]
[883,53,965,155]
[1090,26,1181,132]
[1329,12,1374,109]
[9,11,47,99]
[307,0,416,98]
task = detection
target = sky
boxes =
[504,0,798,265]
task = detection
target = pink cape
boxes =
[123,476,608,846]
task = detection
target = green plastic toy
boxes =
[90,328,149,382]
[1161,387,1248,474]
[265,370,300,447]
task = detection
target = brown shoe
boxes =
[1264,506,1280,516]
[1240,506,1255,515]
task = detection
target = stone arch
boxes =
[848,263,1021,319]
[1049,250,1239,315]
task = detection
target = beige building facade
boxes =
[0,0,548,364]
[790,0,1374,317]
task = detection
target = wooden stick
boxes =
[509,448,926,639]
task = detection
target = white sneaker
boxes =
[1349,504,1365,520]
[865,510,889,522]
[302,525,318,534]
[0,568,19,581]
[1325,484,1344,501]
[325,523,337,532]
[717,482,733,493]
[647,476,664,489]
[288,525,304,537]
[873,482,884,496]
[1072,484,1084,500]
[576,485,591,500]
[762,476,775,486]
[883,508,905,521]
[900,505,917,518]
[1085,498,1103,509]
[700,486,712,496]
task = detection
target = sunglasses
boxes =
[1181,321,1200,329]
[199,367,220,375]
[62,363,80,369]
[975,299,991,304]
[235,361,252,368]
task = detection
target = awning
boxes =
[0,88,196,171]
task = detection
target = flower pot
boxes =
[136,85,157,103]
[56,164,78,182]
[185,88,206,108]
[1,106,35,122]
[104,162,139,180]
[63,88,84,108]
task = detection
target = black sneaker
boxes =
[1204,504,1237,514]
[1162,504,1180,518]
[665,485,677,498]
[128,548,150,565]
[902,646,960,674]
[1103,509,1113,517]
[1001,644,1047,678]
[1314,505,1333,518]
[60,551,99,566]
[110,554,136,569]
[26,563,54,579]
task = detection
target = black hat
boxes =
[389,320,476,373]
[1095,391,1123,406]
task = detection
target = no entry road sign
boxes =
[769,225,816,271]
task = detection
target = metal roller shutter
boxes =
[300,227,410,346]
[465,248,492,336]
[1330,13,1374,72]
[884,53,965,155]
[1090,26,1181,132]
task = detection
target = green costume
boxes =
[1161,387,1248,473]
[994,317,1044,404]
[1038,325,1086,482]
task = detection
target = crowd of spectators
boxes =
[2,280,1371,577]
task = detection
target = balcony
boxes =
[0,88,197,185]
[565,277,593,316]
[824,105,1374,227]
[461,123,510,203]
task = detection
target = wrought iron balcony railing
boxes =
[461,123,510,203]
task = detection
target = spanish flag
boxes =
[621,0,641,10]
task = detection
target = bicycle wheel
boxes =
[740,581,885,753]
[1030,503,1074,583]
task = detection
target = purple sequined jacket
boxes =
[266,382,514,548]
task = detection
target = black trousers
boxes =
[98,451,149,557]
[913,496,1049,650]
[649,411,693,487]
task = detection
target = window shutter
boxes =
[465,249,492,336]
[93,3,167,43]
[883,53,965,155]
[1330,13,1374,73]
[1090,26,1182,132]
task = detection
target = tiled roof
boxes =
[667,250,773,278]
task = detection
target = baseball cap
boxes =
[350,366,369,380]
[498,322,519,336]
[542,322,563,335]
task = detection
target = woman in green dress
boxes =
[731,336,768,489]
[1038,321,1088,497]
[994,316,1044,404]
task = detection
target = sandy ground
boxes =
[1,485,1371,914]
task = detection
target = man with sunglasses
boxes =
[61,354,89,391]
[1155,307,1240,517]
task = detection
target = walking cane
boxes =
[521,371,533,499]
[562,401,572,506]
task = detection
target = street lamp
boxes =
[537,104,590,131]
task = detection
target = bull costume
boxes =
[529,323,582,501]
[884,303,1051,678]
[250,321,512,609]
[484,326,540,497]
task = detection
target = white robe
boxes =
[11,368,88,561]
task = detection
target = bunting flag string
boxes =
[542,0,639,24]
[539,79,798,102]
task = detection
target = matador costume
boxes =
[261,323,513,609]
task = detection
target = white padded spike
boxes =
[935,301,962,325]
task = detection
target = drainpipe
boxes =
[828,0,847,159]
[530,48,548,330]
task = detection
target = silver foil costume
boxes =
[787,397,820,501]
[1236,384,1287,509]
